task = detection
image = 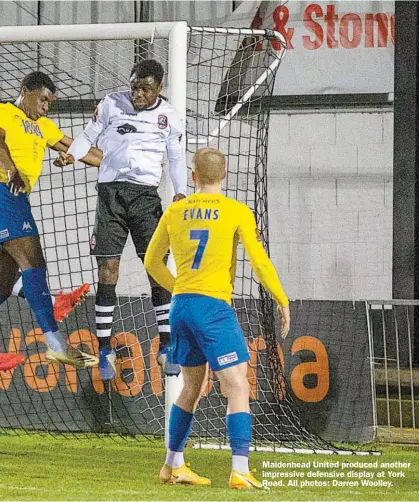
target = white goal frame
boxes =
[0,21,287,447]
[0,22,188,141]
[0,21,188,445]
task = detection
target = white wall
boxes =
[32,110,394,302]
[267,109,393,300]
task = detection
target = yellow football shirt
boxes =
[0,102,64,193]
[145,193,289,307]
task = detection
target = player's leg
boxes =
[0,185,25,305]
[0,246,20,304]
[189,295,263,489]
[95,257,120,380]
[160,295,211,486]
[147,273,179,375]
[3,235,61,351]
[0,187,96,368]
[163,364,207,471]
[0,250,27,371]
[215,363,264,489]
[128,186,178,374]
[10,271,90,322]
[1,183,89,321]
[3,236,97,368]
[90,183,129,381]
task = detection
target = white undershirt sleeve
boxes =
[166,110,187,195]
[68,97,110,160]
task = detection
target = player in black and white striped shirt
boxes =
[56,60,187,380]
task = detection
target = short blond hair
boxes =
[192,147,226,185]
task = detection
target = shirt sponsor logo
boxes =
[158,114,168,129]
[217,352,239,367]
[117,123,137,135]
[22,221,32,232]
[21,119,43,138]
[0,229,10,239]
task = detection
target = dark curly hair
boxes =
[21,71,56,93]
[130,60,164,85]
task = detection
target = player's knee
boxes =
[183,374,207,399]
[181,383,203,406]
[98,258,120,284]
[6,236,45,270]
[221,373,249,399]
[25,255,45,269]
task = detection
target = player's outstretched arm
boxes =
[238,206,290,338]
[144,211,176,293]
[53,97,109,168]
[51,135,103,167]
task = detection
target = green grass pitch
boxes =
[0,433,417,501]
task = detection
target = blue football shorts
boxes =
[169,293,250,372]
[0,183,38,245]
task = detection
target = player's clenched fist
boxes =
[7,169,26,196]
[173,193,186,202]
[53,151,75,167]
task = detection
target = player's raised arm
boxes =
[53,96,109,167]
[166,110,187,201]
[238,205,290,338]
[51,135,103,167]
[144,210,176,293]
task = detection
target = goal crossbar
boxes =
[0,23,286,46]
[0,22,185,43]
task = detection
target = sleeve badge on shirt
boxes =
[255,228,262,242]
[90,233,96,251]
[92,106,99,122]
[158,114,168,129]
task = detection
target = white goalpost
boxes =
[0,23,188,446]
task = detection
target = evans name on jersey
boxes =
[183,208,219,221]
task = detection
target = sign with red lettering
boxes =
[252,1,394,94]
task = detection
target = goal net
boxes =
[0,22,353,453]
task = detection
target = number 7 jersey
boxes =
[145,192,289,307]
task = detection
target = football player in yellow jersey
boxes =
[0,71,102,368]
[145,147,290,489]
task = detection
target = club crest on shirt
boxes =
[255,228,262,241]
[158,114,168,129]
